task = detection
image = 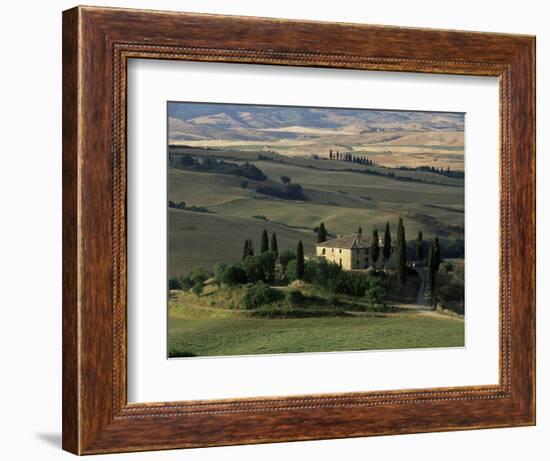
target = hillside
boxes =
[167,147,463,277]
[168,103,465,170]
[168,104,464,140]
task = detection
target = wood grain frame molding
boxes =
[62,6,535,455]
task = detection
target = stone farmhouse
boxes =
[315,232,396,270]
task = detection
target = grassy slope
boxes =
[182,147,463,186]
[168,315,464,357]
[168,148,464,276]
[168,283,463,357]
[169,208,316,277]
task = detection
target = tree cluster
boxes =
[170,154,267,181]
[328,149,374,165]
[256,183,305,201]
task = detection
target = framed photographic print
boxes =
[62,6,535,455]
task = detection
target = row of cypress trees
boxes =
[247,221,440,290]
[242,230,305,280]
[243,229,279,260]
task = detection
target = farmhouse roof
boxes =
[316,233,369,249]
[316,233,395,249]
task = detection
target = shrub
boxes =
[168,277,182,290]
[278,249,296,275]
[285,259,298,281]
[327,271,370,297]
[251,307,349,318]
[365,280,388,311]
[286,289,305,305]
[311,258,342,286]
[239,179,249,189]
[179,274,193,290]
[243,251,277,283]
[444,262,454,273]
[242,282,280,309]
[285,258,321,283]
[222,264,248,286]
[189,267,211,284]
[328,295,341,306]
[260,251,277,282]
[439,280,464,302]
[191,280,204,297]
[213,263,227,288]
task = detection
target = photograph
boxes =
[167,102,466,358]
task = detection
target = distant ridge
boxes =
[168,102,464,143]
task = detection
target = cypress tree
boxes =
[416,231,424,265]
[260,229,269,253]
[383,222,392,265]
[397,218,407,286]
[270,232,279,257]
[296,241,305,280]
[317,222,327,243]
[434,237,441,271]
[370,229,380,267]
[357,226,362,235]
[428,240,438,308]
[243,238,254,260]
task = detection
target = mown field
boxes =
[167,280,464,357]
[168,308,465,357]
[168,147,464,276]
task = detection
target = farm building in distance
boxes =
[315,233,395,270]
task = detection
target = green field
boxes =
[167,280,464,357]
[168,313,464,357]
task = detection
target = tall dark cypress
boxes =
[296,241,305,280]
[260,229,269,253]
[243,238,254,260]
[317,222,327,243]
[383,222,392,265]
[434,237,441,271]
[428,240,438,308]
[370,229,380,267]
[397,218,407,286]
[416,231,424,265]
[270,232,279,257]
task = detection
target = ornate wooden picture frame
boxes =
[62,6,535,455]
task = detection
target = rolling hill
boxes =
[167,102,465,170]
[167,147,464,277]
